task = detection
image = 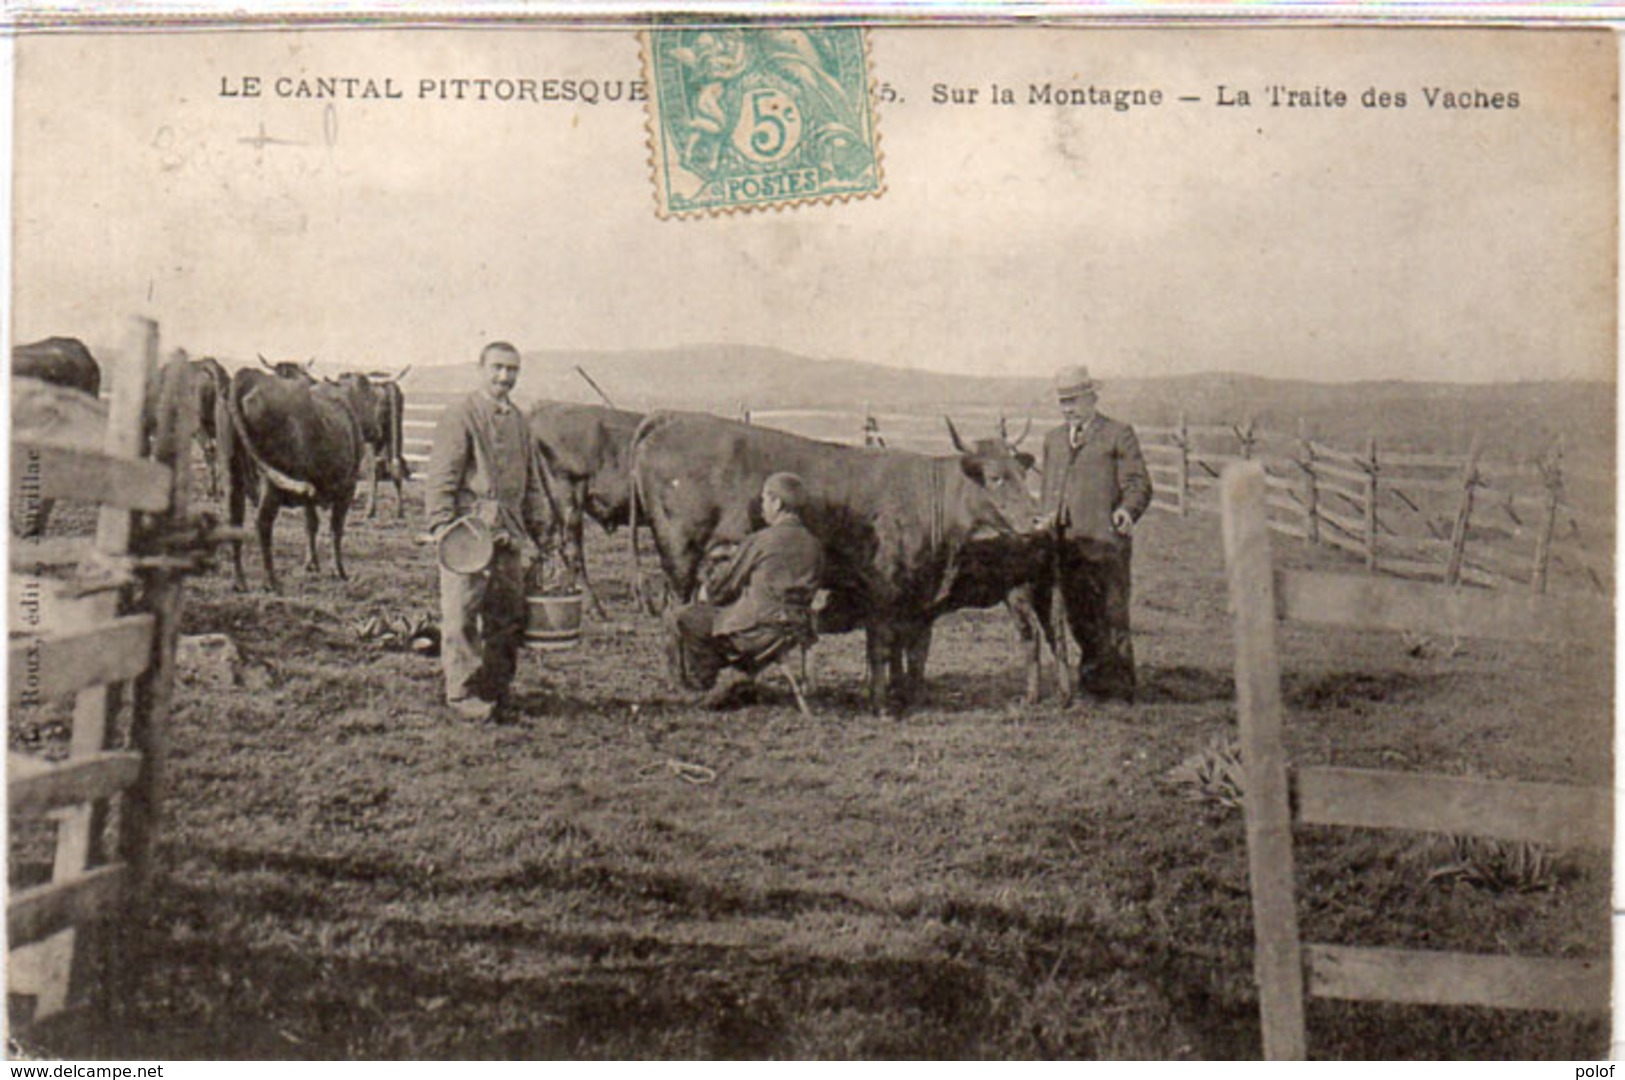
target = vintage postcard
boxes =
[5,18,1616,1062]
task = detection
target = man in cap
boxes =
[1039,365,1152,703]
[426,341,555,721]
[666,472,824,705]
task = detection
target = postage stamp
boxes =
[641,25,884,218]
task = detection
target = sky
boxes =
[8,25,1618,383]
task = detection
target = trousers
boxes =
[1057,538,1136,701]
[439,545,526,703]
[666,603,806,692]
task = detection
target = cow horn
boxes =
[944,415,971,455]
[258,354,275,370]
[1011,416,1032,448]
[394,364,412,382]
[305,358,317,372]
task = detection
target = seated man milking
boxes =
[665,472,824,705]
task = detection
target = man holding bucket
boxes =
[426,341,554,721]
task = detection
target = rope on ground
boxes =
[637,758,717,785]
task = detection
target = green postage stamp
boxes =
[642,25,884,218]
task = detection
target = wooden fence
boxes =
[1221,463,1611,1058]
[398,394,1610,597]
[402,395,443,468]
[9,318,208,1031]
[1139,414,1610,596]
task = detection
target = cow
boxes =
[219,367,385,592]
[11,337,102,536]
[938,419,1074,706]
[528,401,645,615]
[260,354,317,382]
[187,356,230,497]
[628,411,1043,715]
[14,337,101,397]
[348,367,411,520]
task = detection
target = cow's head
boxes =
[260,354,318,382]
[945,416,1042,539]
[331,372,388,451]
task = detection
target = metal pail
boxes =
[437,516,494,575]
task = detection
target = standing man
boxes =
[426,341,554,721]
[1040,365,1152,703]
[666,472,824,704]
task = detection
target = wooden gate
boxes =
[1219,461,1611,1059]
[9,318,207,1033]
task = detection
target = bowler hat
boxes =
[1054,365,1098,398]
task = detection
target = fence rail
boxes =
[394,391,1610,597]
[9,317,199,1030]
[1141,413,1607,596]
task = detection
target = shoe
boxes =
[448,697,496,722]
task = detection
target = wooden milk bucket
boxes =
[525,591,583,650]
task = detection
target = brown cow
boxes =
[628,412,1043,715]
[220,367,385,592]
[11,337,101,536]
[528,401,645,614]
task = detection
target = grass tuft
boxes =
[1163,736,1246,811]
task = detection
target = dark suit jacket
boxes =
[1039,414,1152,551]
[709,514,824,636]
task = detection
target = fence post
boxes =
[1296,419,1319,546]
[1444,437,1483,586]
[1362,436,1379,573]
[1220,463,1308,1060]
[1531,438,1564,594]
[1234,417,1257,461]
[1175,411,1191,517]
[119,320,191,1023]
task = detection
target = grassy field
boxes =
[9,447,1613,1060]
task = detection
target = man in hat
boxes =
[425,341,554,721]
[665,472,824,705]
[1039,365,1152,703]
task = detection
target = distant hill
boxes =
[402,344,1037,414]
[397,344,1613,476]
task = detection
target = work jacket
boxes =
[709,514,824,637]
[425,391,551,546]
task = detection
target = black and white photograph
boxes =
[5,12,1617,1061]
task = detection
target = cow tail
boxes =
[225,377,318,498]
[628,453,646,614]
[215,375,252,509]
[626,413,662,616]
[390,384,404,478]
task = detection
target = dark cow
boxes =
[628,411,1042,715]
[220,368,385,592]
[14,337,101,397]
[528,401,645,614]
[940,421,1073,706]
[12,337,101,536]
[188,356,230,497]
[260,354,317,382]
[349,367,411,520]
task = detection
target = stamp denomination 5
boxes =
[642,25,883,219]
